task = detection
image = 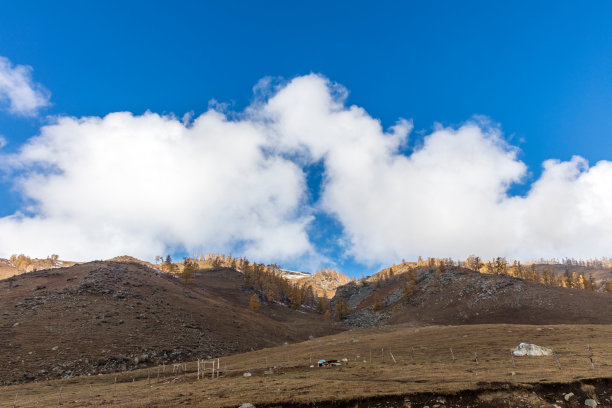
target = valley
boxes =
[0,257,611,407]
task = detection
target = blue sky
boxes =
[0,2,611,276]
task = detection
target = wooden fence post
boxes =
[587,345,595,370]
[390,351,397,363]
[553,351,562,370]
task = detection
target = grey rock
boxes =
[585,399,597,407]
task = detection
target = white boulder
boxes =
[512,343,554,356]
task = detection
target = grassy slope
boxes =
[2,324,611,407]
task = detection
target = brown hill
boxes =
[4,256,612,388]
[0,261,340,384]
[106,255,157,269]
[334,266,612,328]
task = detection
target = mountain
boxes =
[3,255,612,387]
[279,268,351,298]
[333,265,612,328]
[0,256,76,280]
[0,260,340,384]
[0,258,17,280]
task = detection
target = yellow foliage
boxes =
[250,294,260,311]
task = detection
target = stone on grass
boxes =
[512,343,553,356]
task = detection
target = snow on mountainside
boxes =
[278,269,312,280]
[278,268,351,298]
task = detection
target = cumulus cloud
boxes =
[0,56,50,116]
[1,73,612,267]
[260,75,612,264]
[0,110,313,262]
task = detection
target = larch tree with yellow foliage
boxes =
[250,294,260,311]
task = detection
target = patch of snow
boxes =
[279,269,312,279]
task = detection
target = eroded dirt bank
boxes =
[254,378,612,408]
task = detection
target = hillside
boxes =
[0,256,77,280]
[3,256,612,388]
[0,258,17,279]
[0,261,340,384]
[279,268,351,298]
[529,262,612,290]
[106,255,158,269]
[2,324,611,407]
[334,266,612,327]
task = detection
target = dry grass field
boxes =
[2,324,611,407]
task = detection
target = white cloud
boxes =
[0,56,50,116]
[0,110,314,262]
[1,73,612,266]
[261,75,612,264]
[0,135,6,149]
